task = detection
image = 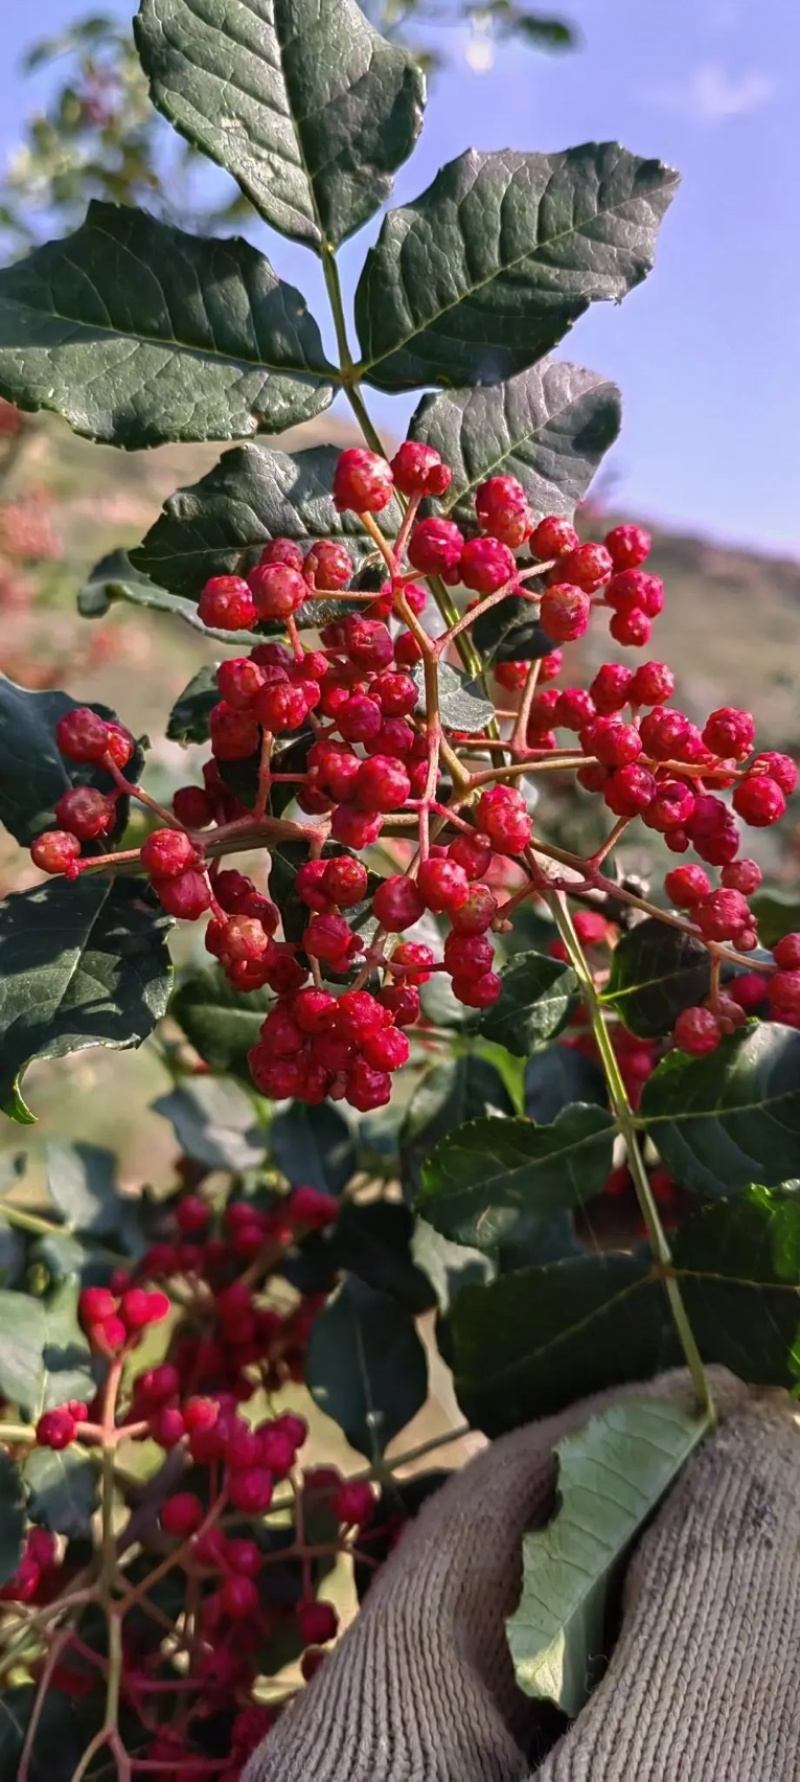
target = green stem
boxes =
[0,1422,36,1445]
[547,891,714,1425]
[0,1205,63,1238]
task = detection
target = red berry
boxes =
[721,858,762,894]
[161,1493,204,1537]
[573,911,609,945]
[198,575,256,631]
[673,1006,722,1056]
[729,972,768,1011]
[638,708,691,760]
[53,786,116,841]
[407,516,464,583]
[451,970,502,1008]
[702,707,756,762]
[695,889,750,942]
[540,584,591,643]
[336,989,386,1044]
[773,933,800,970]
[390,441,452,499]
[629,661,675,706]
[447,833,493,880]
[530,516,579,560]
[354,754,411,813]
[394,629,423,667]
[605,569,663,615]
[378,983,420,1026]
[55,706,110,763]
[459,535,516,595]
[372,874,425,931]
[121,1288,170,1332]
[216,658,265,710]
[31,830,81,876]
[289,1185,340,1229]
[330,804,383,849]
[604,524,651,571]
[602,763,656,817]
[141,828,198,881]
[589,664,634,714]
[336,693,383,744]
[538,649,564,681]
[157,870,212,921]
[664,865,711,908]
[443,932,494,978]
[322,856,369,907]
[333,448,394,513]
[450,883,497,934]
[345,1059,392,1111]
[332,1480,375,1527]
[374,671,418,718]
[258,538,305,572]
[302,540,352,591]
[248,562,307,619]
[767,971,800,1019]
[343,616,394,671]
[36,1407,76,1450]
[253,680,309,733]
[210,701,260,759]
[417,857,470,913]
[554,688,596,731]
[302,912,353,962]
[609,608,651,648]
[475,785,532,855]
[732,775,786,827]
[297,1600,338,1646]
[475,476,533,549]
[361,1026,410,1071]
[583,717,642,768]
[749,751,797,795]
[494,661,530,692]
[642,779,696,832]
[558,542,613,593]
[173,785,213,827]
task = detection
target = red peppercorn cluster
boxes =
[28,444,798,1080]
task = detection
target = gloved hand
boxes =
[244,1368,800,1781]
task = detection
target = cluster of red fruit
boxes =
[27,440,798,1070]
[0,1178,384,1779]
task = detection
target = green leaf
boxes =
[417,1105,616,1248]
[355,145,678,392]
[0,1686,87,1781]
[152,1076,266,1171]
[749,887,800,948]
[171,968,272,1080]
[411,660,495,732]
[0,675,141,848]
[0,201,334,446]
[79,548,264,645]
[507,1399,706,1717]
[524,1045,607,1124]
[400,1054,514,1200]
[0,877,173,1125]
[45,1141,119,1235]
[0,1284,94,1420]
[640,1025,800,1198]
[477,951,577,1056]
[471,593,554,664]
[602,918,712,1041]
[136,0,425,251]
[0,1219,26,1288]
[411,1218,494,1313]
[166,665,219,746]
[23,1445,98,1537]
[0,1448,25,1587]
[450,1251,660,1433]
[132,443,401,599]
[410,358,621,529]
[332,1202,436,1314]
[307,1277,428,1457]
[270,1101,356,1196]
[674,1193,800,1386]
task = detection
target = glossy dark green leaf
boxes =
[411,1218,494,1313]
[0,1686,87,1781]
[270,1101,356,1196]
[171,968,272,1080]
[0,201,334,445]
[673,1193,800,1386]
[45,1141,119,1235]
[152,1076,266,1171]
[136,0,425,250]
[0,877,173,1125]
[400,1054,514,1200]
[471,593,554,664]
[507,1399,706,1717]
[496,1207,582,1273]
[410,359,621,529]
[417,1105,616,1248]
[132,443,400,599]
[411,660,495,732]
[166,665,219,746]
[0,675,140,848]
[640,1026,800,1198]
[749,887,800,948]
[602,918,712,1041]
[307,1277,428,1457]
[524,1045,608,1124]
[355,145,678,392]
[451,1250,659,1433]
[478,951,577,1056]
[332,1201,436,1314]
[0,1448,25,1587]
[23,1445,98,1537]
[0,1283,94,1419]
[79,548,264,645]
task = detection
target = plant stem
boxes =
[546,890,714,1425]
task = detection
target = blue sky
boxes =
[1,0,797,555]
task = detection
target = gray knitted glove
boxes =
[243,1369,800,1781]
